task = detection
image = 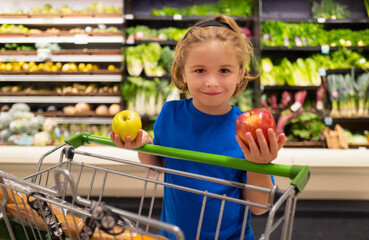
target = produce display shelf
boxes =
[262,46,369,52]
[124,14,254,22]
[331,117,369,123]
[261,85,320,91]
[0,96,120,104]
[0,17,123,25]
[261,17,369,24]
[53,117,113,124]
[125,40,177,46]
[0,55,123,62]
[0,36,124,43]
[326,68,367,74]
[0,74,121,82]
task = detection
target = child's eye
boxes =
[195,69,205,73]
[220,69,230,73]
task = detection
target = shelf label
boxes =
[173,14,182,20]
[321,45,330,54]
[316,101,324,111]
[290,102,302,112]
[359,58,366,64]
[74,34,89,44]
[126,35,135,44]
[317,18,326,23]
[324,117,333,126]
[318,68,326,77]
[125,14,134,20]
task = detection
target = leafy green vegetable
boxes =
[151,0,254,17]
[126,45,143,76]
[285,112,325,141]
[161,46,175,76]
[312,0,350,19]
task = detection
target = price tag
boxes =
[317,18,326,23]
[316,101,324,111]
[324,117,333,126]
[290,102,302,112]
[173,14,182,20]
[318,68,326,77]
[126,35,135,44]
[125,14,134,20]
[74,34,89,44]
[359,58,366,64]
[321,45,330,54]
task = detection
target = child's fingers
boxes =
[277,132,287,150]
[267,128,278,155]
[124,135,132,149]
[245,132,261,155]
[256,129,269,154]
[235,135,250,154]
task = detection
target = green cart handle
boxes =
[66,132,310,193]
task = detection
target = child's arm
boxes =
[236,128,287,215]
[110,130,164,167]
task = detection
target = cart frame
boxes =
[0,132,310,240]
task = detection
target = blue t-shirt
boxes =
[153,99,254,240]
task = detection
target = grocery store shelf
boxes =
[0,17,123,25]
[261,85,320,91]
[262,46,369,52]
[0,74,121,82]
[0,96,120,103]
[261,18,369,24]
[124,14,254,22]
[0,36,123,43]
[0,55,123,62]
[125,40,177,46]
[54,117,113,124]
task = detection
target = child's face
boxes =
[183,39,241,115]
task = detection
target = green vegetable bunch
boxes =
[261,57,321,86]
[151,0,254,17]
[311,0,350,19]
[285,112,325,142]
[262,22,326,47]
[327,73,369,118]
[125,43,175,77]
[122,77,180,116]
[311,48,369,70]
[262,22,369,47]
[126,25,188,41]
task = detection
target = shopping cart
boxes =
[0,132,310,240]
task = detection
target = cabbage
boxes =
[126,46,143,76]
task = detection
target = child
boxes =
[111,15,286,240]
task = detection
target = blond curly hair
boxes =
[171,15,258,97]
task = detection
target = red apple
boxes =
[235,108,276,146]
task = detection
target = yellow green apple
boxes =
[112,110,142,142]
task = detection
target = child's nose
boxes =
[205,75,219,87]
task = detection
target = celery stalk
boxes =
[327,74,340,117]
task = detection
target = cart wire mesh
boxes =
[0,132,310,240]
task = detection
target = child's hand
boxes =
[236,128,286,164]
[109,129,153,150]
